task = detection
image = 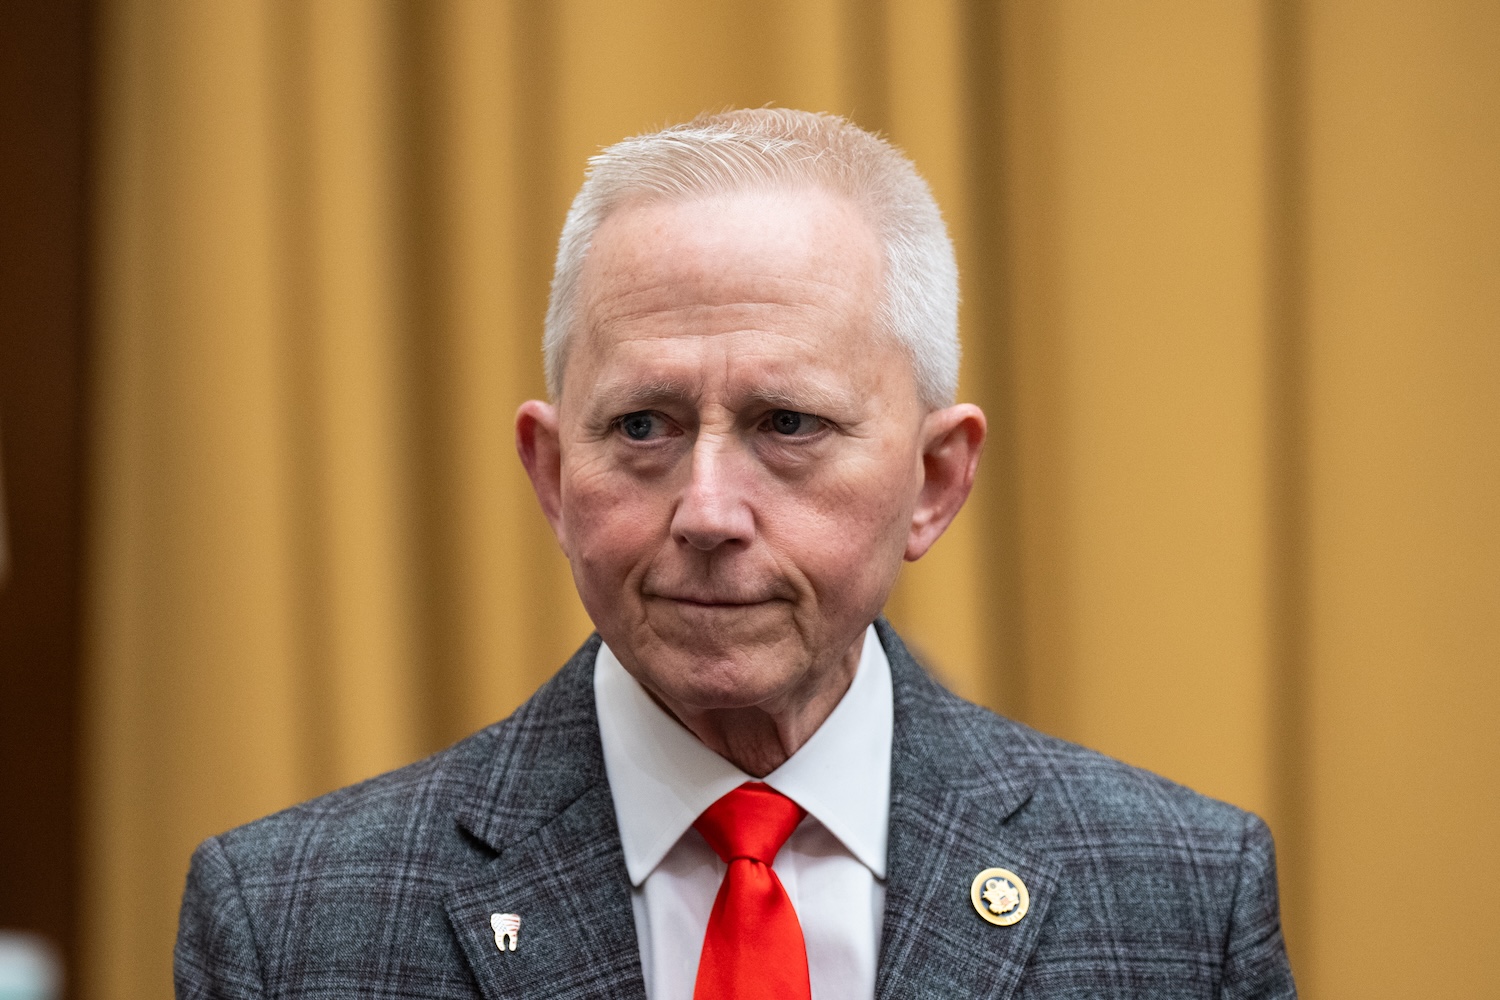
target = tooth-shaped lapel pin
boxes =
[490,913,521,952]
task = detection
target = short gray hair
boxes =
[543,108,960,408]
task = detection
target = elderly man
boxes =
[177,110,1295,1000]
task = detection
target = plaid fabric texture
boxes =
[176,620,1295,999]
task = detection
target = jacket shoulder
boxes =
[881,619,1254,843]
[205,633,603,870]
[208,722,499,868]
[981,702,1252,839]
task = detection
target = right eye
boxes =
[616,411,667,441]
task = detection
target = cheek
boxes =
[765,453,919,595]
[561,456,670,580]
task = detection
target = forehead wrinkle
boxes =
[586,277,863,333]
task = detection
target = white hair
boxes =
[543,108,960,408]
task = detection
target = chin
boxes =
[634,615,809,711]
[643,597,792,651]
[651,651,799,712]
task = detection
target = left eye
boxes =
[765,410,823,436]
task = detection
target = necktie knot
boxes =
[694,782,806,865]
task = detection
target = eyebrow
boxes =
[587,375,699,413]
[742,382,857,414]
[587,373,859,416]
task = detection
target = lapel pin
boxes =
[970,868,1029,926]
[490,913,521,952]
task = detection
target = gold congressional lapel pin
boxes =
[970,868,1029,926]
[490,913,521,952]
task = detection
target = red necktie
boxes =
[692,782,811,1000]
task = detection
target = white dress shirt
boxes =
[594,624,893,1000]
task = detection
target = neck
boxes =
[646,636,863,777]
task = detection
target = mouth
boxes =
[651,594,776,608]
[641,573,797,612]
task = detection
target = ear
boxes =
[905,403,986,561]
[516,399,566,547]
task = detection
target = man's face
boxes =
[536,187,932,715]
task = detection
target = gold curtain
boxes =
[85,1,1499,997]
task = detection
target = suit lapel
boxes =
[874,622,1063,1000]
[442,636,647,1000]
[444,781,645,1000]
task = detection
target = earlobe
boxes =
[905,404,986,561]
[515,400,566,545]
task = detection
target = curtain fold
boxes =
[85,2,1499,997]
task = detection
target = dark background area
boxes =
[0,1,91,994]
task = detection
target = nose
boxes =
[670,433,755,552]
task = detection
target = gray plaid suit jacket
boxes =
[176,620,1295,999]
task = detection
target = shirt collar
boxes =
[595,624,893,886]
